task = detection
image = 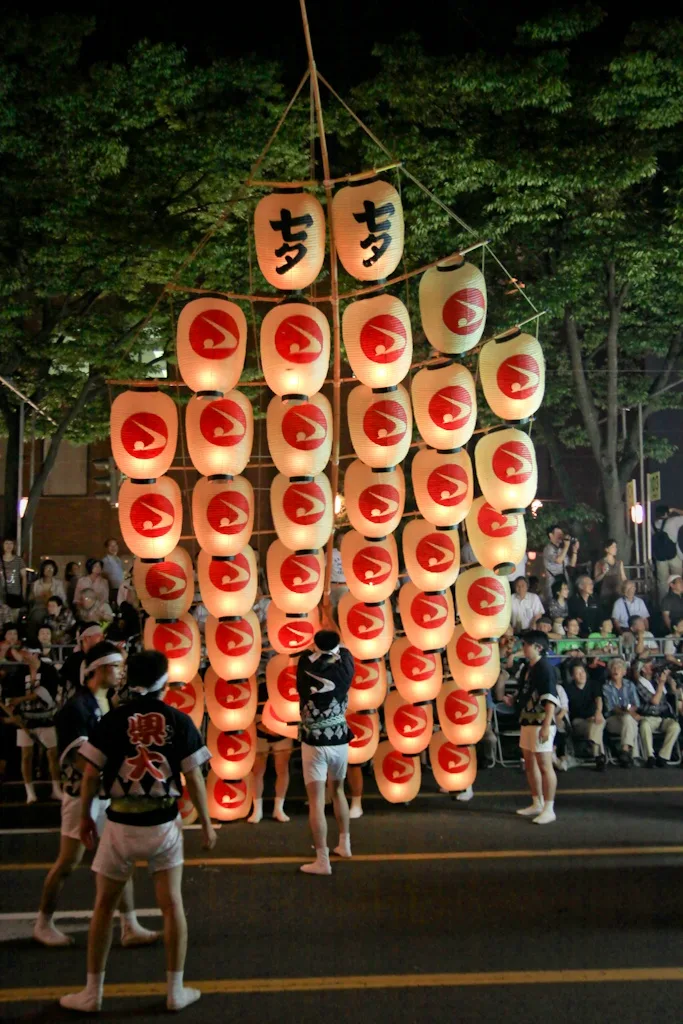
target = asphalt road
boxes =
[2,766,683,1023]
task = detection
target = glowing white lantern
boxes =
[402,518,460,592]
[419,258,487,355]
[398,583,455,651]
[455,566,511,641]
[266,394,332,477]
[437,682,487,745]
[205,613,261,680]
[374,741,421,803]
[266,541,324,614]
[192,475,254,556]
[261,701,299,739]
[346,710,380,765]
[332,178,404,281]
[204,668,257,732]
[347,384,412,469]
[265,654,301,723]
[338,593,394,661]
[340,531,399,603]
[465,497,527,576]
[260,302,330,396]
[118,477,182,559]
[185,391,253,478]
[389,638,443,703]
[429,733,477,792]
[341,293,412,387]
[206,771,253,821]
[474,428,538,514]
[197,547,257,619]
[479,331,545,422]
[143,614,200,683]
[266,604,320,656]
[347,657,387,712]
[111,389,178,479]
[207,722,257,780]
[384,689,433,755]
[177,298,247,394]
[446,625,500,692]
[254,190,325,291]
[411,361,477,451]
[163,675,204,730]
[133,545,194,620]
[344,460,405,538]
[412,447,473,527]
[270,473,333,551]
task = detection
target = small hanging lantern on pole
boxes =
[412,448,473,528]
[110,389,178,480]
[340,530,399,603]
[402,518,460,592]
[389,637,443,703]
[474,427,538,514]
[254,189,326,290]
[266,394,332,477]
[192,476,254,557]
[332,177,404,281]
[419,258,487,355]
[347,384,412,469]
[446,625,500,692]
[479,330,545,422]
[197,547,257,619]
[260,302,330,397]
[342,293,412,388]
[465,497,527,576]
[344,460,405,537]
[411,361,477,451]
[185,392,253,477]
[177,298,247,395]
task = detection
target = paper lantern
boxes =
[192,475,254,556]
[344,460,405,538]
[412,448,473,527]
[265,654,301,723]
[111,389,178,479]
[143,614,201,684]
[261,700,298,739]
[474,428,538,514]
[197,546,257,619]
[341,293,412,387]
[429,733,477,792]
[266,541,324,614]
[455,566,511,641]
[266,394,332,476]
[389,638,443,703]
[163,675,204,730]
[411,362,477,451]
[185,391,253,477]
[260,302,330,397]
[205,668,257,732]
[133,547,194,620]
[177,298,247,394]
[398,583,455,651]
[437,682,487,745]
[207,722,257,780]
[346,710,380,765]
[270,473,333,551]
[178,780,198,825]
[340,530,399,603]
[479,331,545,422]
[266,604,320,655]
[347,384,412,469]
[254,190,325,291]
[465,497,527,576]
[118,477,182,559]
[446,625,500,692]
[347,657,388,712]
[205,613,261,680]
[402,519,460,592]
[419,258,487,355]
[338,593,394,661]
[332,178,404,281]
[206,771,253,822]
[374,741,421,803]
[385,690,433,755]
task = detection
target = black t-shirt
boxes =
[60,651,85,707]
[661,592,683,621]
[568,594,602,635]
[516,655,559,725]
[80,695,211,826]
[55,687,106,797]
[296,648,354,746]
[14,661,60,728]
[565,679,602,720]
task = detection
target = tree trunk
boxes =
[601,461,631,564]
[2,406,20,542]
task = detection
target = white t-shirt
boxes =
[510,592,545,631]
[611,595,649,630]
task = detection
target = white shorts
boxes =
[256,735,294,755]
[520,724,557,754]
[17,726,57,749]
[301,743,348,785]
[61,794,109,841]
[92,816,184,882]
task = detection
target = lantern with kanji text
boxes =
[332,178,404,282]
[254,190,325,291]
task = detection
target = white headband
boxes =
[84,651,123,679]
[129,671,169,694]
[80,625,104,640]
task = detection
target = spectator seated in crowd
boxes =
[587,618,619,654]
[556,618,584,657]
[73,558,109,608]
[44,596,75,646]
[661,574,683,633]
[603,658,641,767]
[564,661,606,769]
[510,576,545,633]
[568,575,602,637]
[664,615,683,672]
[621,615,659,659]
[75,587,113,627]
[631,659,681,766]
[611,580,649,633]
[548,578,570,622]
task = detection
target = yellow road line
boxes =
[3,967,683,1002]
[3,844,683,872]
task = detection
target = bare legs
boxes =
[347,764,364,819]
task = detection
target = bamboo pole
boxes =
[299,0,342,622]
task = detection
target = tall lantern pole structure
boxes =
[299,0,341,622]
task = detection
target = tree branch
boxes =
[605,261,627,464]
[564,307,603,465]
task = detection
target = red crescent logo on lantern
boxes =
[352,546,393,587]
[442,287,486,336]
[348,714,375,748]
[437,742,471,774]
[189,308,240,360]
[347,603,385,640]
[163,684,196,714]
[455,633,493,666]
[145,561,187,602]
[426,464,469,507]
[199,399,247,448]
[410,592,449,628]
[382,751,415,782]
[215,678,252,709]
[277,666,298,702]
[274,315,324,363]
[444,690,479,725]
[492,440,533,484]
[130,494,175,538]
[428,386,472,432]
[400,647,436,680]
[217,731,252,762]
[467,576,507,616]
[152,621,193,659]
[280,554,321,593]
[208,553,251,592]
[121,413,168,460]
[278,621,315,650]
[282,481,327,525]
[477,503,517,538]
[214,778,249,809]
[393,704,428,737]
[352,661,380,690]
[415,533,456,573]
[215,619,254,657]
[358,485,400,524]
[281,404,328,450]
[363,400,408,447]
[206,490,251,535]
[497,353,540,402]
[359,314,407,364]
